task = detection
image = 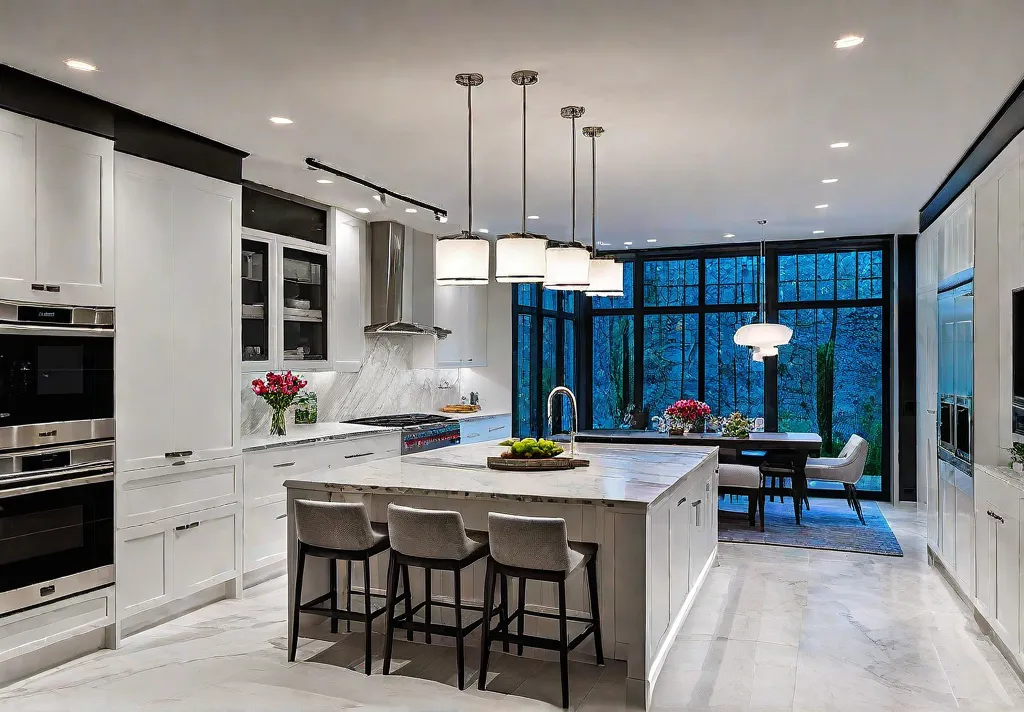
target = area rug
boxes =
[718,496,903,556]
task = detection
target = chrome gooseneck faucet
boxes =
[546,386,578,459]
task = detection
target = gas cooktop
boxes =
[345,413,454,428]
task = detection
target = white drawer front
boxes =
[243,498,288,574]
[119,459,240,528]
[460,415,511,444]
[0,586,114,665]
[117,523,171,617]
[173,505,239,597]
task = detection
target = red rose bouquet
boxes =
[252,371,308,436]
[664,399,711,434]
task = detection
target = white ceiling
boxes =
[2,0,1023,246]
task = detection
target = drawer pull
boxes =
[45,285,60,293]
[31,283,46,291]
[273,461,296,468]
[488,426,504,432]
[275,514,288,520]
[39,584,56,596]
[165,451,193,459]
[466,433,481,439]
[344,451,374,459]
[189,521,200,529]
[677,496,687,506]
[175,524,188,531]
[171,460,186,466]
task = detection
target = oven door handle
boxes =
[0,469,113,498]
[0,323,114,338]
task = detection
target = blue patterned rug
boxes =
[718,496,903,556]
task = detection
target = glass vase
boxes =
[270,406,287,437]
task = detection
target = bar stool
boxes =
[479,512,604,710]
[289,500,411,674]
[382,503,502,690]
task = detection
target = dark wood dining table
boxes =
[574,430,823,524]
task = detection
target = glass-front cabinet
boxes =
[240,229,333,371]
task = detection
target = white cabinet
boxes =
[0,109,114,306]
[115,154,241,471]
[435,284,488,368]
[117,503,241,621]
[937,192,975,282]
[649,498,671,652]
[974,467,1023,657]
[458,414,512,444]
[332,209,366,372]
[118,459,241,529]
[955,482,975,596]
[668,489,691,614]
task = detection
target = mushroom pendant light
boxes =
[495,70,547,283]
[733,220,792,358]
[582,125,624,297]
[436,73,490,286]
[544,105,592,290]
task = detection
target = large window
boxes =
[512,285,580,437]
[579,239,891,499]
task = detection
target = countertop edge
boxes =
[242,427,400,453]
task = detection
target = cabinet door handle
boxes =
[171,460,186,466]
[677,496,687,506]
[344,451,374,459]
[189,521,200,529]
[45,285,60,293]
[39,585,56,596]
[273,461,296,468]
[275,514,288,520]
[175,524,189,531]
[31,283,46,291]
[692,499,702,527]
[488,426,504,432]
[165,451,193,459]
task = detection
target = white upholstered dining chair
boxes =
[804,434,870,524]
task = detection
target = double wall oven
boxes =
[936,274,973,474]
[0,301,115,617]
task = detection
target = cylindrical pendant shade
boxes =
[733,322,793,349]
[544,243,591,290]
[584,257,623,297]
[435,235,490,286]
[495,234,547,283]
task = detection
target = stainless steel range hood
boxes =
[366,221,451,338]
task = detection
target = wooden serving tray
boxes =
[486,457,590,471]
[442,404,481,413]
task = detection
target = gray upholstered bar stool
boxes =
[289,500,411,674]
[381,503,500,690]
[479,512,603,710]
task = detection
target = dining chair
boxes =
[804,434,870,523]
[718,464,764,531]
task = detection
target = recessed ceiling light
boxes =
[813,230,825,234]
[834,35,864,49]
[527,215,540,220]
[478,228,489,234]
[355,207,371,214]
[405,208,417,213]
[64,59,97,72]
[815,204,829,209]
[623,241,633,246]
[316,179,333,184]
[269,116,293,125]
[830,141,850,148]
[647,239,658,243]
[821,178,839,184]
[724,233,736,238]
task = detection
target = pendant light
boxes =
[495,70,547,283]
[544,105,592,290]
[734,220,792,358]
[436,72,490,286]
[582,125,623,297]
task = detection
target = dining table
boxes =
[574,430,824,524]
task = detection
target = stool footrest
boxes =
[300,591,409,622]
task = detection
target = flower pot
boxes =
[270,407,288,437]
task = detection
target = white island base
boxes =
[284,442,719,708]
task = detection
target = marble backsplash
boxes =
[241,337,460,437]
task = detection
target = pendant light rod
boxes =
[757,219,767,323]
[583,126,604,255]
[456,72,483,234]
[512,70,538,237]
[561,106,585,244]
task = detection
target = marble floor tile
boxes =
[2,503,1023,712]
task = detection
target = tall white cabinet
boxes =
[113,153,242,637]
[0,108,114,306]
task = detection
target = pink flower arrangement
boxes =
[252,371,307,436]
[664,399,711,434]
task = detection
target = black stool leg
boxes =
[362,558,373,675]
[516,576,526,656]
[557,580,569,709]
[586,555,604,665]
[851,484,865,524]
[329,559,339,634]
[401,564,413,641]
[499,573,510,653]
[289,543,306,663]
[382,556,400,675]
[478,558,495,691]
[424,568,432,644]
[454,570,465,690]
[345,560,352,633]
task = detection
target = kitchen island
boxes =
[284,440,719,707]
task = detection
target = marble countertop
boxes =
[575,429,822,450]
[442,410,512,422]
[284,441,717,509]
[975,462,1024,487]
[242,422,399,452]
